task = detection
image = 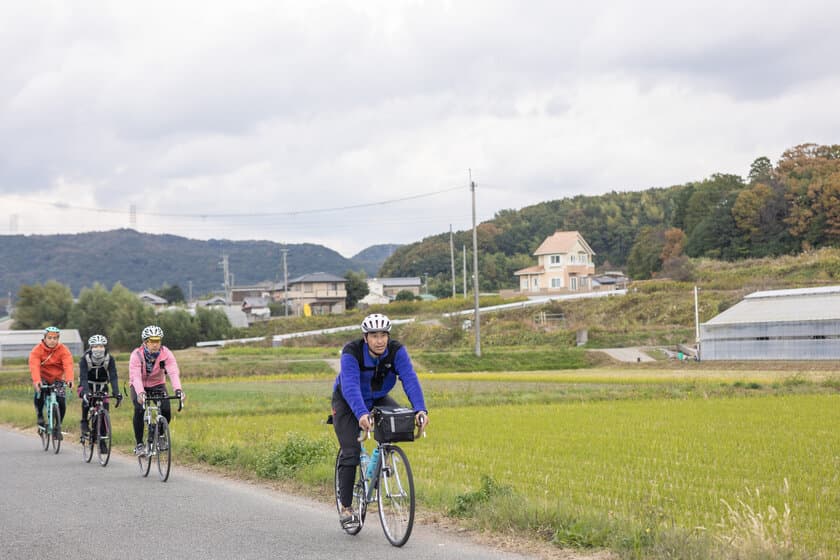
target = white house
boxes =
[514,231,596,294]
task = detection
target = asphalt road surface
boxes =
[0,428,537,560]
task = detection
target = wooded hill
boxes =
[381,143,840,294]
[0,228,399,298]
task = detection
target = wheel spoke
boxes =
[156,417,171,481]
[377,446,415,547]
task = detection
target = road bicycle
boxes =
[81,391,120,467]
[37,381,66,454]
[334,407,425,547]
[138,390,183,482]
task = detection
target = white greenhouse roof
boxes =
[704,285,840,326]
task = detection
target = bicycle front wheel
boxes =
[40,416,49,452]
[96,410,112,467]
[377,445,415,547]
[50,402,62,454]
[83,416,94,463]
[156,417,171,482]
[139,425,152,477]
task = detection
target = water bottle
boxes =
[366,447,380,480]
[359,448,369,478]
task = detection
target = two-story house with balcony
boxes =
[514,231,596,294]
[278,272,347,315]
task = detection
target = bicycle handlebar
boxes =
[144,394,184,412]
[123,383,184,412]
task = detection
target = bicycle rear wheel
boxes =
[156,417,171,482]
[377,445,415,547]
[334,450,366,534]
[51,402,62,454]
[96,409,112,467]
[82,416,94,463]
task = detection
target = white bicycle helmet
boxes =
[88,334,108,347]
[141,325,164,340]
[361,313,392,333]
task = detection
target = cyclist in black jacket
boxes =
[78,334,122,439]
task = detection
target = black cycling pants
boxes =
[331,388,399,508]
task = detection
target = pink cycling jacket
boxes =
[128,345,183,396]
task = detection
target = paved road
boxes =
[0,428,536,560]
[597,348,655,363]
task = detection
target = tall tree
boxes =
[627,227,666,280]
[108,283,156,350]
[344,270,369,310]
[780,144,840,248]
[12,281,74,330]
[157,309,200,350]
[748,156,773,184]
[154,283,186,304]
[68,283,117,343]
[195,307,233,340]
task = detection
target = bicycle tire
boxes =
[40,412,50,452]
[334,450,365,534]
[156,417,171,482]
[51,402,62,454]
[377,445,415,547]
[82,414,94,463]
[96,409,112,467]
[139,423,153,477]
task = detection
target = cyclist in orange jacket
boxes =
[29,326,75,430]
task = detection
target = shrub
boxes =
[256,432,334,479]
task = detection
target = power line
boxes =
[1,185,465,219]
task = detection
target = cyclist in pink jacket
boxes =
[128,325,184,456]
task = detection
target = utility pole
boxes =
[462,244,467,299]
[188,280,193,303]
[449,225,456,298]
[694,285,701,359]
[220,254,231,303]
[470,174,481,357]
[281,247,289,317]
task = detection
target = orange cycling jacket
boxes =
[29,341,75,386]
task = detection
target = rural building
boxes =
[281,272,347,315]
[513,231,597,295]
[241,297,271,322]
[360,277,423,306]
[230,283,274,304]
[375,277,422,299]
[0,329,84,360]
[137,292,168,308]
[699,286,840,360]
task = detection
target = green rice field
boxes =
[2,354,838,559]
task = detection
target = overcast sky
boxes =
[2,1,839,257]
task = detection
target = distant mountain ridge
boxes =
[0,229,398,298]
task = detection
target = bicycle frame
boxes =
[38,382,66,454]
[82,391,117,466]
[139,391,182,482]
[337,413,426,547]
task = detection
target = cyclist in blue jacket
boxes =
[331,313,429,526]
